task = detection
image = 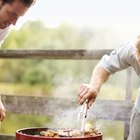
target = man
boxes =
[78,36,140,140]
[0,0,36,121]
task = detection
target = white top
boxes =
[100,42,140,112]
[0,27,10,102]
[0,27,10,46]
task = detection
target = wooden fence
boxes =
[0,49,133,140]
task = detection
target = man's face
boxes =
[0,0,29,29]
[135,50,140,65]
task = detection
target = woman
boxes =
[78,35,140,140]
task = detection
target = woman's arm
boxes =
[78,63,110,109]
[0,98,6,121]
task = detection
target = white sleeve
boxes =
[0,27,10,46]
[99,43,134,74]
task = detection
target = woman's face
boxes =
[0,0,29,29]
[135,50,140,65]
[135,35,140,64]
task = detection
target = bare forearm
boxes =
[90,63,110,93]
[78,63,110,107]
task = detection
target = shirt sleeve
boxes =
[99,43,134,74]
[0,27,10,47]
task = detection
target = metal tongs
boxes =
[77,99,88,136]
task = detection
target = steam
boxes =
[46,107,81,129]
[45,104,98,130]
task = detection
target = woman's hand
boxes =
[78,64,110,109]
[0,101,6,121]
[78,84,97,109]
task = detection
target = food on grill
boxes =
[40,130,58,137]
[39,127,101,138]
[58,129,81,137]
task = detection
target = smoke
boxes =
[45,104,98,130]
[46,107,81,129]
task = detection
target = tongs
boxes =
[77,99,88,136]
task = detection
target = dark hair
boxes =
[2,0,36,7]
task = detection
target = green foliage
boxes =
[2,21,90,50]
[0,21,97,86]
[1,113,52,134]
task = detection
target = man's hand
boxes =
[78,84,97,109]
[0,101,6,121]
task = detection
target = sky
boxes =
[15,0,140,29]
[13,0,140,41]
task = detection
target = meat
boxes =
[39,128,101,138]
[40,130,58,137]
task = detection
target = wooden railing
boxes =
[0,49,133,140]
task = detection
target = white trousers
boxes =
[127,107,140,140]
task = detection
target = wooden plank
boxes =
[89,100,133,121]
[0,134,15,140]
[2,95,77,116]
[0,49,112,59]
[1,95,133,121]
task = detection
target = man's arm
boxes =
[78,63,110,109]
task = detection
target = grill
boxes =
[16,127,103,140]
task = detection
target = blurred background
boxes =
[0,0,140,140]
